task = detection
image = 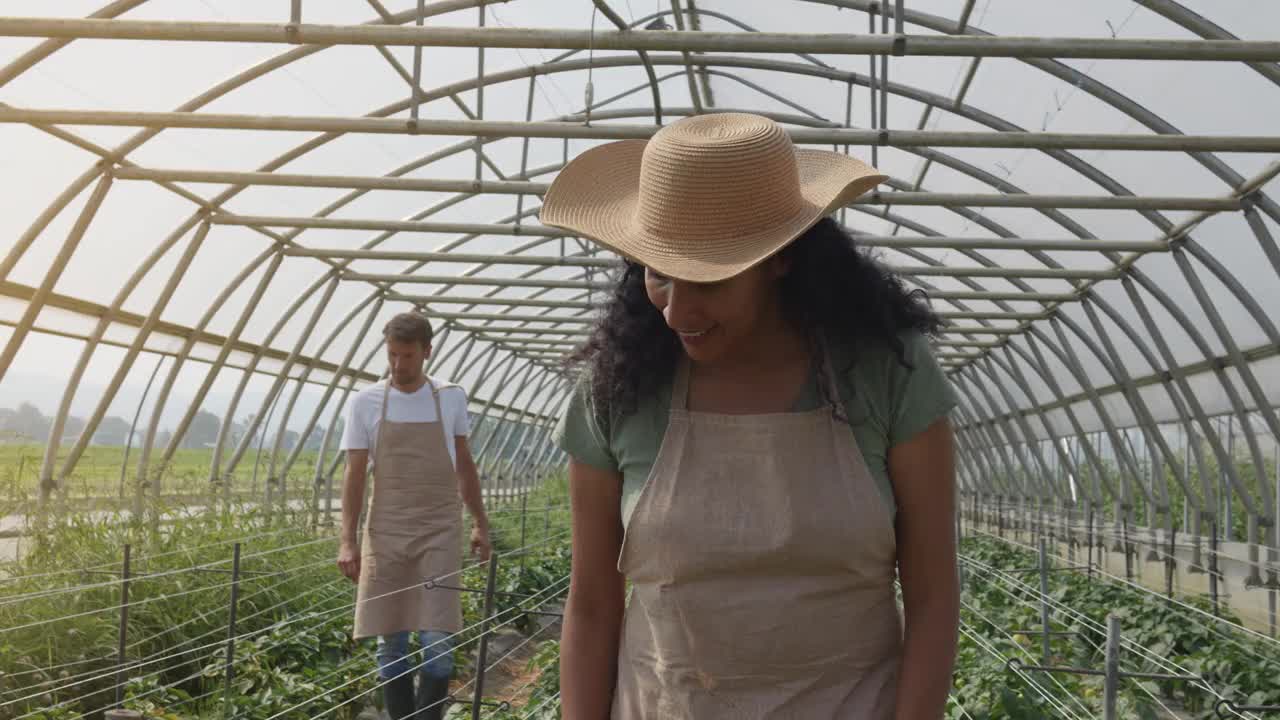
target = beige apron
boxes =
[353,378,463,639]
[613,350,903,719]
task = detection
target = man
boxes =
[337,312,491,720]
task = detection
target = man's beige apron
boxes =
[613,351,903,719]
[353,378,463,639]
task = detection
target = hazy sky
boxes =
[1,0,1278,438]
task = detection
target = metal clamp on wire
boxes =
[892,34,907,56]
[1216,698,1280,718]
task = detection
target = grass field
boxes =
[0,444,327,514]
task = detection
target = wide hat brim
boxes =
[539,139,887,283]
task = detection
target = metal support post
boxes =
[1225,416,1234,542]
[115,544,132,708]
[1103,614,1121,720]
[1039,539,1051,665]
[471,555,500,720]
[224,543,242,718]
[1210,517,1221,616]
[1087,500,1096,579]
[410,0,425,121]
[518,489,529,578]
[1123,508,1134,582]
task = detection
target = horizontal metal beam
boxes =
[116,168,1238,211]
[419,311,596,325]
[390,293,594,309]
[3,18,1277,60]
[344,273,610,290]
[5,108,1279,152]
[289,246,1108,283]
[938,311,1043,321]
[903,265,1117,280]
[115,167,548,196]
[938,326,1025,335]
[227,213,1157,252]
[0,279,378,384]
[861,191,1239,212]
[859,236,1166,252]
[213,214,561,237]
[285,247,619,268]
[452,324,590,337]
[937,339,1005,348]
[488,338,581,347]
[928,290,1077,302]
[973,339,1280,426]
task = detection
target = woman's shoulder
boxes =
[827,328,934,379]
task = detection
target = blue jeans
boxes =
[376,630,455,682]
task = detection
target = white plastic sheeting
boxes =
[1,0,1278,519]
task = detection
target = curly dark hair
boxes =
[565,217,941,422]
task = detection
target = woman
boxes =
[540,113,960,719]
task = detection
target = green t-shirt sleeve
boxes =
[554,378,619,472]
[887,330,959,447]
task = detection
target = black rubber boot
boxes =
[415,675,452,720]
[383,673,416,720]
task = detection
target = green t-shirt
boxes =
[554,330,958,528]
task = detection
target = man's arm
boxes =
[454,435,491,559]
[337,449,369,582]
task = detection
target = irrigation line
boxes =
[0,534,337,608]
[0,551,338,635]
[68,584,360,720]
[1,506,570,713]
[127,561,346,656]
[1,551,346,684]
[131,520,570,671]
[0,522,305,586]
[971,528,1280,650]
[520,690,561,719]
[960,595,1094,719]
[961,549,1261,715]
[969,503,1280,575]
[1,576,352,703]
[131,582,364,717]
[112,532,572,718]
[0,496,563,592]
[958,621,1082,720]
[961,558,1214,719]
[957,619,1085,720]
[4,588,357,717]
[272,572,571,720]
[384,581,569,720]
[1055,516,1280,576]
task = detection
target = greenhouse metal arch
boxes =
[1,1,1279,717]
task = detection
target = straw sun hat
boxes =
[539,112,887,283]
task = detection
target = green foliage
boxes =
[955,536,1280,719]
[0,473,572,719]
[0,444,321,510]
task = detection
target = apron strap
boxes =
[373,374,392,472]
[376,374,453,462]
[424,377,455,451]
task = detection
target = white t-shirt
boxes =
[340,377,471,469]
